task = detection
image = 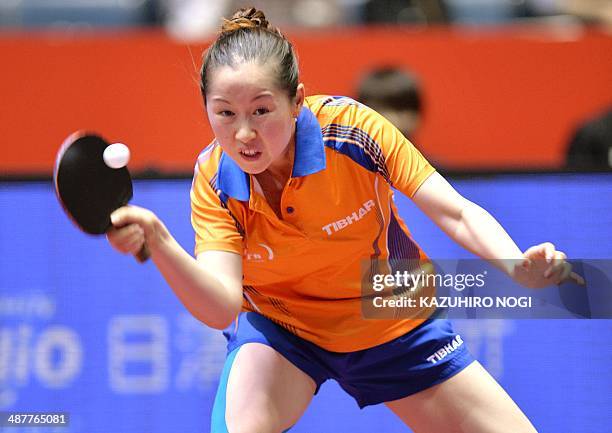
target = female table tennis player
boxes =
[107,7,578,433]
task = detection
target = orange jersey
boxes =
[191,95,436,352]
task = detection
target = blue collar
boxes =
[217,106,326,202]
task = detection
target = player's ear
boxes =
[293,83,305,118]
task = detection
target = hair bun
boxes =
[221,7,272,34]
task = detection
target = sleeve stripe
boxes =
[322,123,392,184]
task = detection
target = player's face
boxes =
[206,62,303,175]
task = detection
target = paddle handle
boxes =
[135,244,150,263]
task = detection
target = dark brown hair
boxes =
[200,8,299,103]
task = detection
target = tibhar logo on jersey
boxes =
[245,243,274,262]
[322,200,376,235]
[426,335,464,364]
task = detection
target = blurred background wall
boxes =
[2,175,611,432]
[0,0,611,174]
[1,1,611,432]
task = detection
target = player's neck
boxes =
[264,139,295,187]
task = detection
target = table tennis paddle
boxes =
[53,131,149,262]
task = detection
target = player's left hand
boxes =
[511,242,585,289]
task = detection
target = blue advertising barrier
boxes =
[1,173,611,432]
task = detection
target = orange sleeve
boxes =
[190,156,244,257]
[359,105,436,198]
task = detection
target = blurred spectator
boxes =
[361,0,449,24]
[445,0,525,24]
[445,0,612,26]
[0,0,159,29]
[5,0,611,31]
[555,0,612,27]
[356,66,423,140]
[160,0,230,39]
[565,107,612,170]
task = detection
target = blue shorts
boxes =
[219,311,474,409]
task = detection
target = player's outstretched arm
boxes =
[107,205,243,329]
[411,172,582,288]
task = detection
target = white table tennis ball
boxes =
[103,143,130,169]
